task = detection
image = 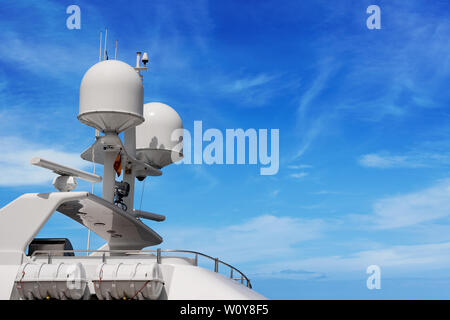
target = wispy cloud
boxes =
[358,152,450,169]
[222,74,275,93]
[256,241,450,279]
[0,136,90,186]
[252,268,326,280]
[215,72,284,107]
[369,179,450,229]
[297,62,335,120]
[290,172,309,179]
[295,61,337,158]
[288,163,311,179]
[159,214,326,264]
[287,164,312,169]
[290,1,450,162]
[159,203,450,279]
[0,1,101,80]
[270,189,280,197]
[358,153,425,169]
[311,190,345,195]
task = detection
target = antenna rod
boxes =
[115,40,118,60]
[104,28,108,60]
[98,31,102,62]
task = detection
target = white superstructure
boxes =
[0,45,266,300]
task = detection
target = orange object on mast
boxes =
[113,152,122,177]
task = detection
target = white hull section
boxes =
[1,255,265,300]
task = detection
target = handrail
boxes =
[30,248,252,288]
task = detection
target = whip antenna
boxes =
[104,28,108,60]
[98,31,102,62]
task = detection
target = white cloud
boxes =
[288,164,311,179]
[358,151,450,169]
[294,58,338,159]
[158,214,325,264]
[287,164,312,169]
[255,241,450,279]
[287,164,311,179]
[297,64,333,118]
[290,172,308,179]
[157,211,450,280]
[157,179,450,279]
[358,153,425,168]
[252,269,326,280]
[223,74,275,92]
[370,179,450,229]
[311,190,343,195]
[270,189,280,197]
[0,136,90,186]
[216,73,282,107]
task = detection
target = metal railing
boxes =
[31,248,252,289]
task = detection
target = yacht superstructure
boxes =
[0,45,266,300]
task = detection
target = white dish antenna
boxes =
[135,102,184,168]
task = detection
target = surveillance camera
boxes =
[142,52,149,66]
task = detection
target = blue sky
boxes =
[1,0,450,299]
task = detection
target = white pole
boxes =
[89,31,103,256]
[115,40,118,60]
[102,152,116,203]
[87,129,99,255]
[86,231,91,256]
[123,127,136,212]
[136,52,141,68]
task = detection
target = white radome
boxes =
[136,102,184,168]
[78,60,144,133]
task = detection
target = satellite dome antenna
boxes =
[135,102,184,171]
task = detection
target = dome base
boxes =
[78,111,144,133]
[136,149,183,169]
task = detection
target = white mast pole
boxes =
[121,52,143,212]
[102,140,116,203]
[100,28,116,203]
[87,30,104,255]
[123,128,136,212]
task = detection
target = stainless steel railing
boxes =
[31,248,252,288]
